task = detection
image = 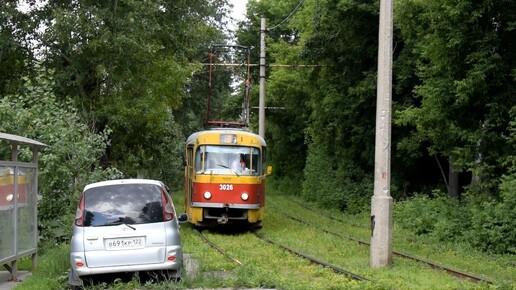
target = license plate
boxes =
[105,237,145,250]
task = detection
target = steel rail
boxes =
[284,197,367,228]
[196,229,242,265]
[252,232,370,282]
[269,202,493,285]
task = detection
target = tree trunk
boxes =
[448,155,460,199]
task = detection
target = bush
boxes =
[394,191,469,240]
[0,65,122,243]
[267,172,304,196]
[395,185,516,254]
[301,143,372,214]
[466,174,516,253]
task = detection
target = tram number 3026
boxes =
[219,184,234,191]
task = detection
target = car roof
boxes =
[83,179,164,191]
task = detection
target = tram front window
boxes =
[195,145,260,175]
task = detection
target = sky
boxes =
[230,0,248,23]
[227,0,248,44]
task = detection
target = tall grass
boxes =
[14,243,70,290]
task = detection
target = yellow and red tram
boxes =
[184,128,270,228]
[0,167,28,210]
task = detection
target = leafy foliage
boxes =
[0,1,33,95]
[35,0,230,181]
[297,0,379,213]
[237,0,313,192]
[394,192,468,239]
[1,0,515,254]
[394,0,516,197]
[388,0,516,252]
[238,0,516,253]
[465,168,516,254]
[0,65,122,242]
[395,182,516,254]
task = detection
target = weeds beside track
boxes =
[268,201,492,284]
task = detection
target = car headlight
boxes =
[241,193,249,201]
[204,191,212,199]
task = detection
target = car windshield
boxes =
[195,145,260,175]
[83,184,164,227]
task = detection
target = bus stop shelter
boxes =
[0,133,46,282]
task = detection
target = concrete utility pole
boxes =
[259,17,266,138]
[371,0,393,268]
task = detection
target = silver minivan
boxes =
[68,179,188,287]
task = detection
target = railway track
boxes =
[196,228,371,283]
[268,201,493,285]
[284,197,368,229]
[196,229,242,265]
[252,231,370,282]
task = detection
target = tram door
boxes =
[184,145,194,213]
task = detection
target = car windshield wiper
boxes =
[105,221,136,230]
[217,163,239,177]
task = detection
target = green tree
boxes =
[0,1,34,95]
[394,0,516,199]
[237,0,312,193]
[299,0,379,211]
[237,0,379,211]
[0,65,121,242]
[35,0,230,182]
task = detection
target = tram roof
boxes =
[0,132,48,148]
[186,128,266,147]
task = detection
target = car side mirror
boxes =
[266,165,272,176]
[177,213,189,223]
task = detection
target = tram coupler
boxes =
[217,213,229,224]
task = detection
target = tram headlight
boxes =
[241,192,249,201]
[203,191,212,200]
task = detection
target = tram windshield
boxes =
[195,145,261,176]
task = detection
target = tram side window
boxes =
[195,149,207,173]
[262,148,267,174]
[195,149,201,172]
[250,148,260,175]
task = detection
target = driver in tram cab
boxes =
[231,154,246,172]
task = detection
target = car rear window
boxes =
[83,183,164,227]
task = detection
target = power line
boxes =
[192,63,323,68]
[269,0,305,31]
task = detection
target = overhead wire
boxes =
[268,0,306,31]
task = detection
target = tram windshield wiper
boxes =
[216,163,239,177]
